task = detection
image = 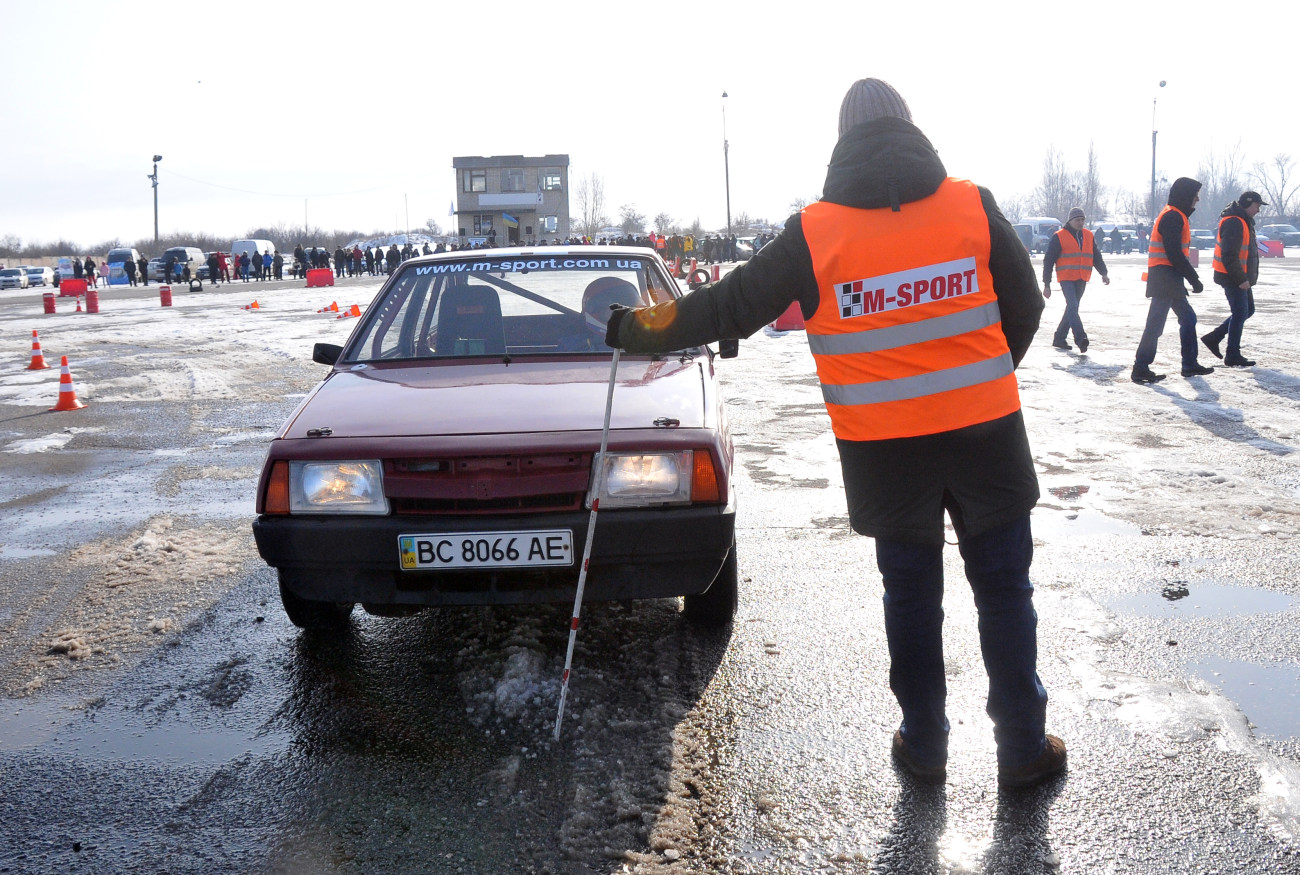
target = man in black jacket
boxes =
[608,79,1065,789]
[1201,191,1263,367]
[1132,177,1214,383]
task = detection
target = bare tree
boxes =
[1250,153,1300,220]
[731,211,753,234]
[788,195,821,214]
[1197,140,1246,218]
[1112,189,1147,224]
[618,204,646,235]
[1081,142,1105,220]
[0,234,21,256]
[686,217,705,238]
[652,212,675,235]
[573,173,608,238]
[1031,146,1073,219]
[424,217,443,236]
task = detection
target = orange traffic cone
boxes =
[26,330,50,370]
[316,301,338,313]
[49,356,86,411]
[75,297,83,313]
[240,300,260,311]
[336,304,361,320]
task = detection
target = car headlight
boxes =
[588,451,693,508]
[289,460,389,514]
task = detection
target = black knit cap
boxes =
[838,78,912,137]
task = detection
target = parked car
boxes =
[0,267,29,290]
[252,246,739,630]
[147,257,166,282]
[24,266,55,287]
[1190,229,1217,250]
[1260,224,1300,247]
[1018,217,1062,254]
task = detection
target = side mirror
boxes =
[313,343,342,365]
[718,338,739,359]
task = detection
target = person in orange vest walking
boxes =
[606,78,1065,789]
[1042,207,1109,352]
[1132,177,1214,383]
[1201,190,1264,368]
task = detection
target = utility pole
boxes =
[149,155,163,244]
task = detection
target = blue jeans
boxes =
[1206,284,1255,359]
[1134,293,1200,370]
[1053,280,1088,346]
[876,510,1047,768]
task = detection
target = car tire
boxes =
[278,571,354,629]
[683,540,738,627]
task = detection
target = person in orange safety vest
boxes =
[1132,177,1214,383]
[1042,207,1109,352]
[606,78,1066,790]
[1201,190,1264,368]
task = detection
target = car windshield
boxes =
[344,250,679,362]
[1,269,21,276]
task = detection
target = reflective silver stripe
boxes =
[820,352,1015,406]
[808,301,1003,356]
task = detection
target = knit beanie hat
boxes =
[1068,208,1086,221]
[838,78,912,137]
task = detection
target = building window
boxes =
[541,169,562,191]
[541,215,558,234]
[463,169,486,193]
[503,168,526,192]
[473,215,494,235]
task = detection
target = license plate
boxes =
[398,530,573,570]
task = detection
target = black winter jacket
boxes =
[1146,177,1203,298]
[1213,202,1259,288]
[614,117,1043,543]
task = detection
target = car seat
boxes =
[435,284,506,355]
[581,277,643,328]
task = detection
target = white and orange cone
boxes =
[335,304,361,320]
[240,300,260,311]
[49,356,86,411]
[26,330,50,370]
[316,301,338,313]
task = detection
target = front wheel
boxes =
[683,541,738,627]
[278,570,354,629]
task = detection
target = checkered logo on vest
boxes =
[839,280,865,318]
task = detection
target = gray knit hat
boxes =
[838,78,912,136]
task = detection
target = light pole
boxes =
[148,155,162,244]
[1150,80,1166,225]
[722,91,732,239]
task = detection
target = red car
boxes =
[253,246,739,629]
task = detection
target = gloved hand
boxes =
[605,304,632,349]
[1191,279,1204,294]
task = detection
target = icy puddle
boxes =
[1104,580,1295,619]
[1192,656,1300,739]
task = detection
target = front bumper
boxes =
[253,505,735,607]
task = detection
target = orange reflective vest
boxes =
[1147,205,1191,269]
[1212,215,1250,275]
[801,178,1021,442]
[1053,228,1095,281]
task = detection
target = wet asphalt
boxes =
[2,271,1300,873]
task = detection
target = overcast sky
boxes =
[5,0,1297,250]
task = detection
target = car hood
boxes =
[283,358,706,439]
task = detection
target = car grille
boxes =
[385,453,591,515]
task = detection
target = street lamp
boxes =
[148,155,163,244]
[722,91,732,240]
[1150,81,1165,225]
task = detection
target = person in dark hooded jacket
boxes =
[1201,190,1264,367]
[1131,177,1214,383]
[607,78,1064,789]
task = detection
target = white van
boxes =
[231,239,275,262]
[105,247,142,285]
[1019,217,1063,254]
[159,246,205,283]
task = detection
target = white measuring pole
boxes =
[554,348,620,741]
